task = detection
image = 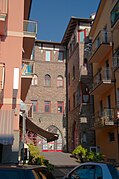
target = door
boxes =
[42,125,63,152]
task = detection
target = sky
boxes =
[30,0,100,42]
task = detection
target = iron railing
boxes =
[92,67,113,89]
[92,30,112,54]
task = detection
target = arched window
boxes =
[45,74,51,87]
[57,75,63,87]
[31,74,38,86]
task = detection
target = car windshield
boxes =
[107,164,119,179]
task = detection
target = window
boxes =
[31,100,38,112]
[46,51,50,61]
[45,74,51,87]
[44,101,51,113]
[57,101,64,113]
[58,51,63,61]
[78,30,86,42]
[57,75,64,87]
[108,132,115,142]
[69,165,103,179]
[31,74,38,86]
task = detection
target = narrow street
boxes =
[42,152,79,178]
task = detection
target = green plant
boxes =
[28,143,54,171]
[72,145,87,162]
[72,145,104,163]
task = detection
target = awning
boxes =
[0,110,14,145]
[26,118,59,142]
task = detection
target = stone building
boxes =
[25,40,66,151]
[62,17,95,152]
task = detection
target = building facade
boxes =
[89,0,119,162]
[25,40,66,152]
[0,0,37,163]
[62,17,95,152]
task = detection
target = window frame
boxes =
[31,100,38,112]
[57,75,64,88]
[57,101,64,113]
[45,74,51,87]
[58,51,64,62]
[44,101,51,113]
[78,29,86,43]
[45,51,51,62]
[31,74,38,86]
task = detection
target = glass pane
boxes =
[58,52,63,61]
[80,31,84,42]
[70,165,95,179]
[46,51,50,61]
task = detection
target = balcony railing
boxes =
[112,56,119,69]
[94,108,115,127]
[21,59,34,77]
[23,20,37,37]
[111,1,119,28]
[92,30,112,54]
[93,67,113,89]
[0,0,8,19]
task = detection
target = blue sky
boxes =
[30,0,100,42]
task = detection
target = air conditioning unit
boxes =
[90,146,100,153]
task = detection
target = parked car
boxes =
[63,162,119,179]
[0,165,55,179]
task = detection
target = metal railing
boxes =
[94,108,115,126]
[93,67,113,89]
[112,56,119,68]
[92,30,112,54]
[23,20,37,37]
[111,1,119,27]
[0,0,8,15]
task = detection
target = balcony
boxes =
[0,0,8,35]
[23,20,37,59]
[94,108,115,128]
[112,56,119,72]
[89,31,112,63]
[111,1,119,29]
[23,20,37,38]
[21,59,34,78]
[90,67,114,95]
[21,59,34,101]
